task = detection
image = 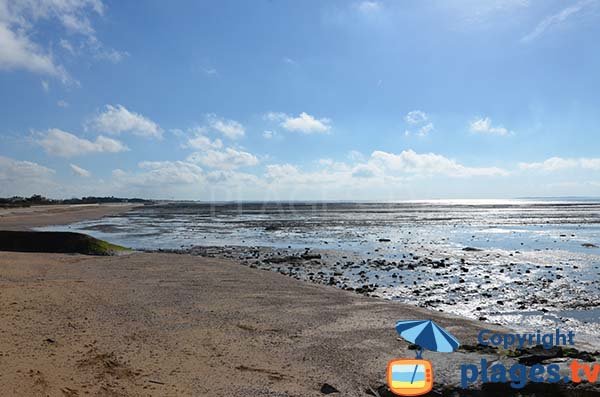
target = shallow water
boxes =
[38,200,600,347]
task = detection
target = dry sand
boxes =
[0,251,507,396]
[0,205,509,396]
[0,204,139,231]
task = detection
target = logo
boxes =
[387,320,460,396]
[387,358,433,396]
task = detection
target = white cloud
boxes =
[521,0,594,43]
[186,134,223,150]
[347,150,365,162]
[41,80,49,92]
[417,122,434,137]
[105,161,205,199]
[69,163,91,177]
[355,1,382,13]
[38,128,128,157]
[57,99,69,108]
[469,117,512,136]
[187,148,259,170]
[263,130,275,139]
[90,105,162,138]
[0,23,67,81]
[207,114,245,139]
[0,0,120,82]
[404,111,433,137]
[59,39,75,55]
[370,150,508,177]
[405,110,428,125]
[519,157,600,172]
[205,170,261,186]
[267,112,331,134]
[135,161,204,185]
[352,163,378,178]
[0,155,56,196]
[262,149,507,198]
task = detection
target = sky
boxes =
[1,0,599,201]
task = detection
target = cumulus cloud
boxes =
[519,157,600,172]
[102,161,205,198]
[38,128,128,157]
[263,149,507,196]
[186,134,223,150]
[187,148,259,170]
[351,163,378,178]
[266,112,331,134]
[469,117,512,136]
[69,163,91,177]
[207,114,245,139]
[89,105,162,138]
[370,150,508,177]
[0,155,56,196]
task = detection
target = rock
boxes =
[460,344,498,354]
[301,253,322,260]
[582,243,599,248]
[514,346,562,365]
[320,383,339,394]
[378,238,391,242]
[462,247,482,252]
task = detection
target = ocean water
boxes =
[39,200,600,347]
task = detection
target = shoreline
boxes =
[0,203,140,231]
[1,205,598,395]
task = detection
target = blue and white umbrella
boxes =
[395,320,460,355]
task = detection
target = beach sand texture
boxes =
[0,250,504,396]
[0,204,138,231]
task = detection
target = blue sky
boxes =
[1,0,599,200]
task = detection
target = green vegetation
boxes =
[0,231,129,256]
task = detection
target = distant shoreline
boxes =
[0,203,139,231]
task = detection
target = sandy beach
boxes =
[0,205,598,396]
[0,204,139,231]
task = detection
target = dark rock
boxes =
[301,253,322,260]
[320,383,339,394]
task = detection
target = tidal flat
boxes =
[40,200,600,349]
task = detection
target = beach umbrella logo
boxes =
[386,320,460,396]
